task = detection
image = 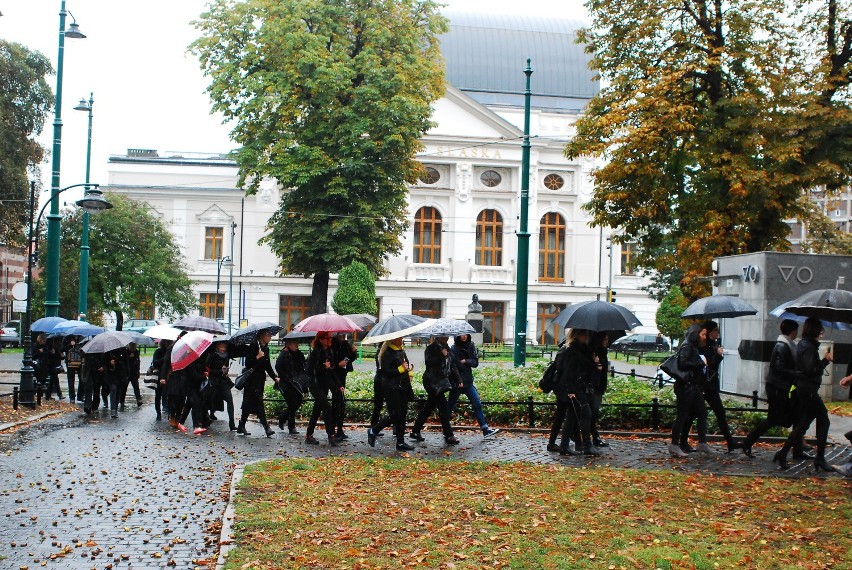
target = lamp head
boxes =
[74,98,90,112]
[75,186,112,213]
[65,22,86,39]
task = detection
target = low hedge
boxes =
[263,363,777,434]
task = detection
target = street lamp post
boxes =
[19,182,111,407]
[216,256,232,321]
[45,1,87,318]
[73,93,93,320]
[513,59,533,367]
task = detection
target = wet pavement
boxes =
[0,356,850,569]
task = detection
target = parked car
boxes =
[610,332,670,353]
[1,320,21,348]
[217,319,236,335]
[122,319,159,334]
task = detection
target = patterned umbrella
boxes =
[774,288,852,324]
[80,331,134,354]
[142,324,181,341]
[411,318,476,339]
[341,314,378,328]
[173,315,227,334]
[51,320,105,337]
[551,301,642,332]
[30,317,68,333]
[170,330,214,371]
[361,314,436,345]
[229,321,284,345]
[292,313,362,333]
[680,295,758,319]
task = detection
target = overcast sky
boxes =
[1,0,589,198]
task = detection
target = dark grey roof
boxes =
[441,10,598,112]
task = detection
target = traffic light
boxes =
[608,290,617,303]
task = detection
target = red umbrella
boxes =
[292,313,363,333]
[170,330,214,371]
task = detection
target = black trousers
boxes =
[306,386,334,437]
[66,368,78,401]
[671,382,707,445]
[119,375,142,406]
[372,388,409,444]
[782,391,830,459]
[412,392,454,438]
[331,387,346,433]
[370,375,384,427]
[560,395,592,451]
[743,385,801,450]
[549,400,567,445]
[278,381,304,432]
[680,389,734,447]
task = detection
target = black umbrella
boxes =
[281,330,317,343]
[550,300,642,332]
[173,315,227,334]
[775,288,852,324]
[80,331,134,354]
[680,295,758,319]
[229,321,284,345]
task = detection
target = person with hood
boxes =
[409,336,460,446]
[448,333,499,437]
[668,323,712,458]
[368,337,415,451]
[773,317,834,471]
[236,330,278,437]
[274,337,308,435]
[304,331,338,445]
[741,319,810,459]
[555,328,600,456]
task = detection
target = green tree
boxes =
[332,261,377,316]
[191,0,447,314]
[0,40,53,245]
[655,286,689,346]
[566,0,852,300]
[47,193,197,327]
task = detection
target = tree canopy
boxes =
[655,285,689,344]
[48,193,196,326]
[567,0,852,299]
[332,261,377,316]
[0,40,53,246]
[191,0,447,313]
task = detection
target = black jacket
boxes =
[422,340,460,396]
[699,339,724,391]
[241,341,275,413]
[306,345,339,391]
[555,340,596,401]
[677,328,707,385]
[766,337,798,392]
[450,337,478,388]
[795,336,830,397]
[379,343,412,393]
[275,347,307,381]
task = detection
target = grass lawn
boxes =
[224,458,851,569]
[827,400,852,417]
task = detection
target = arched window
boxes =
[413,206,442,264]
[538,212,565,282]
[475,209,503,266]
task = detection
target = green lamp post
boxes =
[513,59,533,367]
[73,93,94,320]
[45,1,86,317]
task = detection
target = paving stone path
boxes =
[0,397,849,569]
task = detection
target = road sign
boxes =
[11,282,27,301]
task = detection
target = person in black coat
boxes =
[119,342,143,410]
[331,334,358,439]
[774,317,834,471]
[206,340,237,431]
[589,331,610,448]
[64,335,83,403]
[304,331,338,445]
[237,330,278,437]
[410,336,460,446]
[163,332,187,429]
[103,348,127,418]
[274,338,307,435]
[45,336,64,400]
[668,324,712,457]
[368,338,416,451]
[555,328,600,456]
[449,334,499,437]
[152,339,172,421]
[741,319,809,458]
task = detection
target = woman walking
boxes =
[449,334,499,437]
[274,338,307,435]
[152,339,172,421]
[555,328,599,456]
[409,336,460,446]
[668,324,712,458]
[236,330,278,437]
[773,317,834,471]
[304,332,338,445]
[206,340,237,431]
[368,338,416,451]
[589,331,610,448]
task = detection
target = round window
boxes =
[543,173,564,190]
[480,170,502,188]
[422,166,441,185]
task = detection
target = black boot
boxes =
[773,450,789,470]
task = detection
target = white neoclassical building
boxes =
[106,10,659,343]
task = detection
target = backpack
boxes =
[539,354,561,394]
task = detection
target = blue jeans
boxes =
[448,384,488,429]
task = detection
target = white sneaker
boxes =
[482,427,500,437]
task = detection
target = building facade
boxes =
[106,11,659,342]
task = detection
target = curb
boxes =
[0,410,69,432]
[217,460,265,570]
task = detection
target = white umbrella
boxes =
[411,318,475,339]
[142,324,181,341]
[80,331,134,354]
[361,315,436,345]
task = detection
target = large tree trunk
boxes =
[115,311,125,331]
[311,270,329,315]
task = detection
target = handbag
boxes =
[660,346,688,383]
[234,367,252,390]
[422,369,452,396]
